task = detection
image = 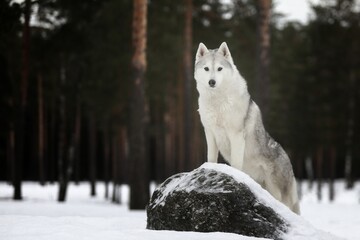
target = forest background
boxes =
[0,0,360,209]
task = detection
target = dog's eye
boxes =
[204,67,209,71]
[218,67,223,71]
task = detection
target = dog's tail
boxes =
[290,177,301,215]
[292,200,300,215]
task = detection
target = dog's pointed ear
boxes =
[218,42,233,63]
[196,42,209,62]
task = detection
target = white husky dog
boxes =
[194,42,300,214]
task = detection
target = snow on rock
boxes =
[147,163,343,240]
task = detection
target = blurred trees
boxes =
[15,0,32,200]
[255,0,271,119]
[0,0,360,206]
[270,0,360,199]
[129,0,149,210]
[183,0,194,172]
[306,0,360,194]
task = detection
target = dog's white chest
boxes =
[198,93,248,161]
[199,95,243,129]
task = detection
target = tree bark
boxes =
[88,110,97,197]
[14,0,32,200]
[154,103,165,182]
[255,0,271,120]
[111,134,120,203]
[305,155,314,190]
[7,103,15,184]
[177,69,184,173]
[129,0,149,210]
[58,62,67,202]
[329,147,336,201]
[316,146,323,201]
[37,72,45,185]
[183,0,193,171]
[73,100,81,185]
[164,88,176,178]
[58,71,81,202]
[48,94,56,182]
[103,124,110,199]
[345,71,356,189]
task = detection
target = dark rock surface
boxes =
[146,164,289,239]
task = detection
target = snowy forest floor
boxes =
[0,181,359,240]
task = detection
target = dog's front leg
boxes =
[204,128,218,163]
[230,131,245,170]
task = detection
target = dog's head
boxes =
[194,42,234,90]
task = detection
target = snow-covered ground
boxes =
[0,180,359,240]
[299,181,360,240]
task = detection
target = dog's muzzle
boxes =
[209,79,216,88]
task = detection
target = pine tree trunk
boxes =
[316,146,323,201]
[177,71,185,173]
[329,147,336,201]
[154,103,165,182]
[37,72,45,185]
[88,110,97,197]
[48,95,56,182]
[305,155,314,190]
[111,133,120,203]
[345,71,356,189]
[164,89,176,178]
[14,0,32,200]
[73,100,81,185]
[129,0,149,210]
[58,62,67,202]
[7,110,15,184]
[255,0,271,119]
[103,124,110,199]
[64,102,81,198]
[183,0,193,171]
[14,109,24,200]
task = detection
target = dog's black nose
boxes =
[209,79,216,87]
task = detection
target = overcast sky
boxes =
[274,0,321,24]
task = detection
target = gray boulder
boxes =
[146,163,342,240]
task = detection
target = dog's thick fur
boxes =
[194,42,300,214]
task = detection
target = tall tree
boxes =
[37,72,45,185]
[57,60,68,202]
[129,0,149,210]
[183,0,193,171]
[0,0,21,185]
[255,0,271,120]
[88,110,97,197]
[14,0,31,200]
